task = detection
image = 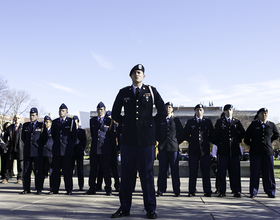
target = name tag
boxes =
[255,127,261,129]
[65,126,70,129]
[124,97,130,101]
[35,128,41,131]
[191,125,196,129]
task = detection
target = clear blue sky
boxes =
[1,1,280,125]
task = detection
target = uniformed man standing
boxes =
[42,116,53,189]
[72,115,87,191]
[21,108,47,194]
[212,104,245,198]
[85,102,114,195]
[49,103,77,195]
[245,108,280,198]
[111,64,167,219]
[184,104,213,197]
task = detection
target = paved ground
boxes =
[0,176,280,220]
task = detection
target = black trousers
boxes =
[23,156,43,191]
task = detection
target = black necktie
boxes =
[31,123,34,132]
[199,119,202,124]
[136,87,140,99]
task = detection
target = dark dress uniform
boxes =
[184,116,213,195]
[21,121,47,193]
[112,83,166,214]
[88,115,114,194]
[72,127,87,190]
[212,116,245,195]
[42,127,53,187]
[3,123,24,181]
[51,117,77,194]
[156,116,183,196]
[244,119,280,197]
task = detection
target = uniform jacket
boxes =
[90,116,115,155]
[4,123,24,160]
[43,128,53,157]
[112,84,167,147]
[184,117,213,156]
[156,116,184,152]
[74,127,87,156]
[51,117,77,156]
[21,121,48,157]
[244,120,280,156]
[212,116,245,157]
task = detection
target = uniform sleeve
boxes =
[175,117,184,144]
[211,119,221,146]
[183,120,191,143]
[41,123,48,146]
[21,124,26,143]
[112,90,123,125]
[71,118,77,142]
[271,123,280,142]
[244,122,253,146]
[152,87,167,125]
[81,129,87,149]
[237,120,246,143]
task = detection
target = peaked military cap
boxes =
[30,107,38,114]
[59,103,68,110]
[73,115,79,122]
[44,115,52,121]
[257,107,268,114]
[165,102,173,108]
[97,101,106,109]
[105,110,111,117]
[194,104,203,110]
[223,104,233,111]
[129,64,145,76]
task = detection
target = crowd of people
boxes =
[0,64,279,219]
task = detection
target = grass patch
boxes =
[274,160,280,178]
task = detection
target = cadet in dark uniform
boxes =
[156,102,183,197]
[72,115,87,191]
[42,116,53,189]
[49,103,77,195]
[212,104,245,197]
[85,102,114,196]
[2,115,24,184]
[111,64,167,219]
[184,104,213,197]
[21,107,47,194]
[244,108,280,198]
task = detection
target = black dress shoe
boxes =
[36,190,42,195]
[146,210,157,219]
[65,191,72,195]
[188,193,195,197]
[204,192,212,197]
[96,186,102,191]
[84,189,96,195]
[106,191,112,196]
[174,194,180,197]
[20,190,31,194]
[115,188,120,192]
[250,194,255,198]
[233,192,242,198]
[48,191,58,194]
[157,192,163,197]
[111,210,130,218]
[218,192,226,197]
[214,190,219,194]
[268,194,276,198]
[79,188,84,191]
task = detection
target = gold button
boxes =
[136,118,138,120]
[136,100,139,102]
[136,112,138,114]
[136,106,139,108]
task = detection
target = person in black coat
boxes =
[1,122,11,180]
[2,115,24,184]
[72,115,87,191]
[42,115,53,189]
[49,103,77,195]
[244,108,280,198]
[21,107,48,194]
[85,102,114,196]
[184,104,214,197]
[111,64,167,219]
[212,104,245,198]
[156,102,184,197]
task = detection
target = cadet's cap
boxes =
[97,101,106,109]
[44,115,52,121]
[194,104,203,110]
[73,115,79,122]
[223,104,233,111]
[165,102,173,108]
[30,107,38,114]
[129,64,145,76]
[257,107,268,114]
[105,110,111,117]
[59,103,68,110]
